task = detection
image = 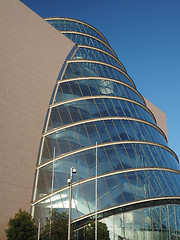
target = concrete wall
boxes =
[144,98,168,141]
[0,0,75,238]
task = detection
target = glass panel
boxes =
[116,173,136,203]
[73,47,123,70]
[37,142,180,200]
[46,19,105,42]
[55,79,145,105]
[105,175,125,206]
[63,33,115,56]
[63,62,133,86]
[34,168,180,229]
[43,119,168,164]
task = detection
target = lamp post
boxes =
[95,142,98,240]
[38,216,51,240]
[37,216,54,240]
[67,167,76,240]
[37,218,41,240]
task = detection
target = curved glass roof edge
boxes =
[45,17,109,46]
[50,96,156,124]
[43,116,167,143]
[67,59,136,88]
[61,31,118,58]
[31,170,180,206]
[71,197,180,225]
[57,77,146,106]
[37,141,179,169]
[76,45,126,73]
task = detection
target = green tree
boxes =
[5,209,37,240]
[41,210,74,240]
[83,220,110,240]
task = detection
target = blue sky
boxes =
[20,0,180,161]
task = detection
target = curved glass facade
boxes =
[32,18,180,239]
[64,32,117,58]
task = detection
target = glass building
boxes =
[31,18,180,239]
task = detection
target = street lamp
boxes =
[67,167,76,240]
[38,217,46,240]
[38,216,53,240]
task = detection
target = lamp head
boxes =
[72,168,76,174]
